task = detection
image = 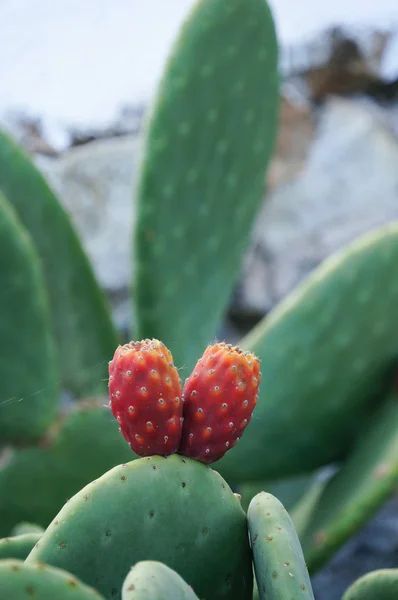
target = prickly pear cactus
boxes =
[134,0,279,371]
[26,455,253,600]
[0,130,118,397]
[0,402,134,536]
[122,561,200,600]
[299,390,398,573]
[0,559,105,599]
[217,222,398,481]
[10,523,44,536]
[0,192,58,443]
[342,569,398,600]
[0,533,42,560]
[247,492,314,600]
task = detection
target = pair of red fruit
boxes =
[108,339,261,465]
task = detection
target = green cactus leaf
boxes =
[0,130,118,397]
[216,222,398,481]
[0,402,133,536]
[297,390,398,573]
[122,561,200,600]
[133,0,279,371]
[342,569,398,600]
[0,192,59,443]
[0,533,42,560]
[247,492,315,600]
[238,473,316,514]
[0,559,105,599]
[26,455,253,600]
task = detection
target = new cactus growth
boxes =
[0,559,105,599]
[26,455,253,600]
[342,569,398,600]
[247,492,315,600]
[108,339,183,456]
[179,342,261,463]
[122,561,200,600]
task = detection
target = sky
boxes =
[1,0,397,143]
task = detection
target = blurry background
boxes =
[1,2,398,597]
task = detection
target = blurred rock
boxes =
[35,136,141,332]
[235,96,398,316]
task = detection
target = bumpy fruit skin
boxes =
[108,339,183,456]
[179,342,261,464]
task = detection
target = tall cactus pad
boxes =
[342,569,398,600]
[0,130,118,396]
[134,0,279,371]
[299,391,398,573]
[0,192,58,442]
[122,562,200,600]
[0,560,105,599]
[217,222,398,481]
[247,492,314,600]
[27,455,253,600]
[0,402,134,536]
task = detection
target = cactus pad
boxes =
[133,0,279,371]
[0,559,104,599]
[247,492,314,600]
[0,192,58,443]
[299,390,398,573]
[27,455,253,600]
[0,402,133,535]
[342,569,398,600]
[122,561,199,600]
[0,533,42,560]
[0,130,118,396]
[217,222,398,481]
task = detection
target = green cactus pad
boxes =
[26,455,253,600]
[0,130,118,396]
[239,473,315,514]
[133,0,279,371]
[10,522,45,536]
[122,561,200,600]
[247,492,314,600]
[0,559,104,599]
[0,533,42,560]
[342,569,398,600]
[0,192,58,443]
[217,222,398,481]
[0,402,133,536]
[298,390,398,573]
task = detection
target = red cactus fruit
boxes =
[179,342,261,464]
[108,339,183,456]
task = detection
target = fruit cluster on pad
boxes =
[108,339,261,464]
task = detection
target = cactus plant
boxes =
[0,130,118,397]
[0,192,58,443]
[122,561,200,600]
[26,455,253,600]
[0,559,105,599]
[0,533,42,560]
[216,222,398,482]
[247,492,315,600]
[342,569,398,600]
[0,402,133,536]
[133,0,279,372]
[297,389,398,573]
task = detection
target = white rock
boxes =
[239,97,398,314]
[35,135,141,294]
